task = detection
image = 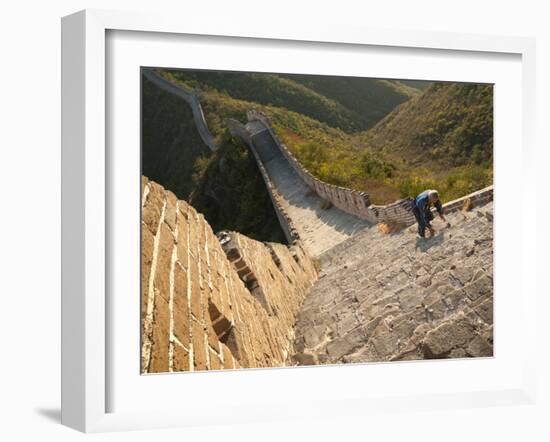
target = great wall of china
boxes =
[141,70,494,373]
[141,177,317,373]
[227,109,493,257]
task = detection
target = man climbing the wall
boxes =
[412,189,451,238]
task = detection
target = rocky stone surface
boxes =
[291,201,494,365]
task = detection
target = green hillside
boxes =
[162,69,360,132]
[397,79,432,91]
[283,73,420,130]
[160,69,417,132]
[142,72,285,242]
[271,82,493,203]
[156,70,405,203]
[363,82,493,168]
[141,74,210,199]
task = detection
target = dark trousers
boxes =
[412,204,434,237]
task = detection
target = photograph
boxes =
[140,67,494,374]
[2,0,545,437]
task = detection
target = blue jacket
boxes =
[414,190,443,215]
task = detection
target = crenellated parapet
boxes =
[246,109,373,217]
[227,118,301,245]
[245,109,493,227]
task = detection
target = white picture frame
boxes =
[61,9,537,433]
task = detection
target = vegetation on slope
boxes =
[156,70,403,203]
[283,73,420,130]
[161,69,360,132]
[161,69,418,132]
[397,79,432,91]
[142,72,285,242]
[159,70,452,204]
[141,74,210,199]
[364,82,494,168]
[267,111,403,204]
[190,134,286,242]
[271,82,493,204]
[361,82,494,202]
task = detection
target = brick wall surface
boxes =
[141,176,317,373]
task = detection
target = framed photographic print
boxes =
[61,9,537,432]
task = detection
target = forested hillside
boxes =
[141,75,210,199]
[142,71,285,242]
[283,73,420,130]
[397,79,432,91]
[364,82,493,168]
[359,82,493,201]
[157,70,405,203]
[161,69,418,132]
[271,81,493,203]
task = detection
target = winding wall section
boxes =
[228,118,370,257]
[142,68,217,151]
[144,74,493,257]
[229,110,493,257]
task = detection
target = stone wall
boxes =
[141,176,317,373]
[246,109,374,218]
[245,109,493,226]
[142,69,218,151]
[227,118,300,244]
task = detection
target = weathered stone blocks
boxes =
[149,293,170,373]
[173,345,190,372]
[142,182,164,234]
[292,201,494,365]
[141,177,318,373]
[153,223,175,303]
[421,316,475,358]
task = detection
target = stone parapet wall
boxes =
[439,186,494,214]
[218,231,317,360]
[246,109,493,227]
[246,109,374,219]
[141,176,317,373]
[227,118,300,244]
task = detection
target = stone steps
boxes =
[292,201,494,365]
[249,130,371,257]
